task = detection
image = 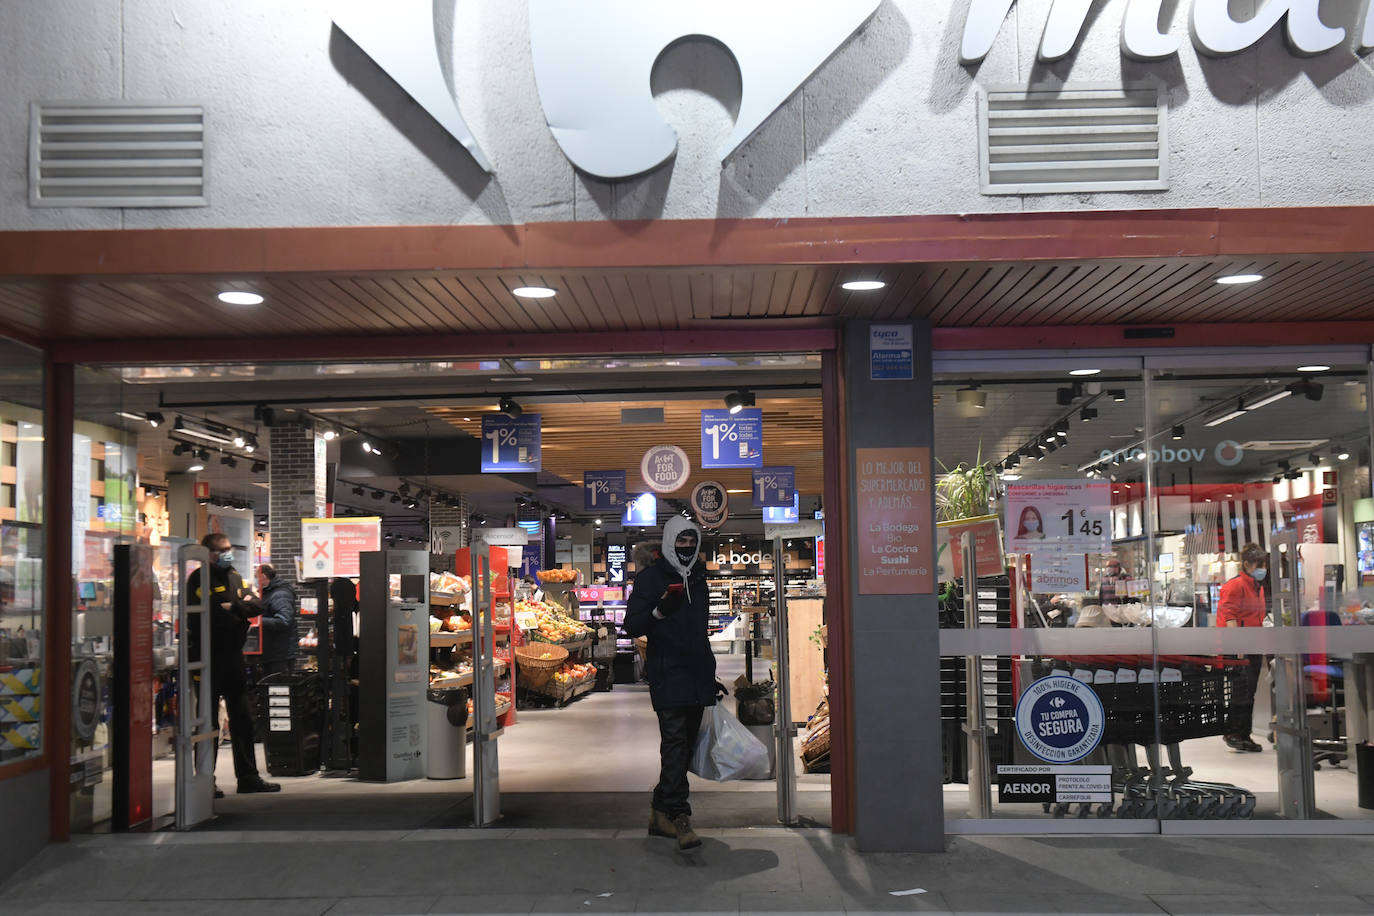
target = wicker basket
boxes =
[515,644,569,689]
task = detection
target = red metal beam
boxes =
[822,346,852,834]
[48,328,840,365]
[3,207,1373,279]
[44,360,74,842]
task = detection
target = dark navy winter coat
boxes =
[624,552,717,711]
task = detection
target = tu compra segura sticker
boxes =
[1014,675,1104,763]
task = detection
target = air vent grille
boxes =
[29,102,206,207]
[978,84,1167,195]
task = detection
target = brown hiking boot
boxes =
[672,813,701,850]
[648,808,677,838]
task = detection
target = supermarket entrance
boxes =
[72,349,834,834]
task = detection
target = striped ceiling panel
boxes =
[2,255,1374,341]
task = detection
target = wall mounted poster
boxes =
[856,447,932,595]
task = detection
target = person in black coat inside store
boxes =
[254,564,298,678]
[186,533,280,796]
[624,515,717,851]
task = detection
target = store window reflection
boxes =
[935,364,1154,823]
[0,338,44,769]
[70,367,142,831]
[1146,358,1374,821]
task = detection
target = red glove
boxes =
[659,583,686,617]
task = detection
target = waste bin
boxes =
[426,686,468,780]
[735,680,776,780]
[1359,743,1374,809]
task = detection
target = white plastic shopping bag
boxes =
[689,703,770,781]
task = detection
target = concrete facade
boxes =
[1,0,1372,231]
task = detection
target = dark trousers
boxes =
[1228,654,1263,739]
[653,706,705,819]
[211,663,261,783]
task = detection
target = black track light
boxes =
[724,389,756,415]
[498,396,523,417]
[1080,407,1098,422]
[1055,420,1070,438]
[1110,390,1127,403]
[196,448,210,461]
[398,483,411,497]
[250,460,267,474]
[220,454,237,468]
[1171,425,1185,440]
[352,486,365,496]
[146,411,165,428]
[371,489,385,500]
[171,442,189,457]
[391,494,401,504]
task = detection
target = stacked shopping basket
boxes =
[256,671,326,777]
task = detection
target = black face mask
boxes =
[675,546,698,566]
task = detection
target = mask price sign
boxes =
[752,466,795,508]
[1004,480,1110,556]
[481,414,542,473]
[584,470,626,510]
[700,408,763,469]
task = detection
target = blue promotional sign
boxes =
[1014,675,1105,763]
[762,492,800,524]
[480,414,542,473]
[701,408,763,469]
[870,324,914,381]
[623,492,657,527]
[752,466,796,508]
[584,470,627,511]
[520,543,543,580]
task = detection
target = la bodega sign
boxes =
[336,1,1374,180]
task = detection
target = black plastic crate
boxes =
[266,730,321,777]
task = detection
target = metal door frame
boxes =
[175,545,216,829]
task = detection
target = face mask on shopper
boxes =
[214,550,234,569]
[1024,519,1039,532]
[1250,567,1267,582]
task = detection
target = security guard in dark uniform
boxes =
[187,533,279,795]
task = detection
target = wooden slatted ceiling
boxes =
[428,398,826,504]
[4,255,1374,341]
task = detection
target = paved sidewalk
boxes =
[5,827,1373,915]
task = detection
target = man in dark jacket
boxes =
[624,515,716,851]
[254,564,297,677]
[186,533,280,796]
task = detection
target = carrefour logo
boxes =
[334,0,880,180]
[1099,440,1244,467]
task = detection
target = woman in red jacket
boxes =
[1216,543,1269,752]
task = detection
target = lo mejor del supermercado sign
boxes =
[334,0,1374,181]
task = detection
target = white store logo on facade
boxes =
[335,0,1373,179]
[962,0,1374,63]
[334,0,879,180]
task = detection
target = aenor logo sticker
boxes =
[1014,675,1104,764]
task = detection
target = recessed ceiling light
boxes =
[1068,368,1101,376]
[1216,274,1263,285]
[217,291,264,306]
[1297,364,1331,373]
[512,286,557,299]
[841,280,886,292]
[188,464,205,472]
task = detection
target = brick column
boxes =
[428,494,470,550]
[269,422,326,586]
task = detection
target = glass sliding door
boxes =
[1144,348,1374,827]
[935,355,1157,828]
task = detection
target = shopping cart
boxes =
[1032,655,1256,820]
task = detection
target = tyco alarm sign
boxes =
[1014,675,1104,763]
